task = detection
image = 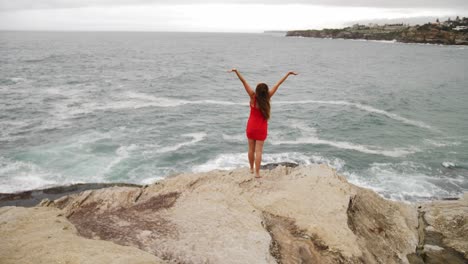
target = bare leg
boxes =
[248,139,256,173]
[254,140,265,178]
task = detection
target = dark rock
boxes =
[261,162,299,170]
[0,183,142,207]
[67,191,180,253]
[408,201,468,263]
[262,212,349,263]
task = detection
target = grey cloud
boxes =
[1,0,468,11]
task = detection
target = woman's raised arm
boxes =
[229,68,254,97]
[269,71,298,98]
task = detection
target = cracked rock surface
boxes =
[1,165,465,263]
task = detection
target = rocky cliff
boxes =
[1,165,467,263]
[287,23,468,45]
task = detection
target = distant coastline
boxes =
[286,17,468,45]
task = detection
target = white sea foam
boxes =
[271,121,417,157]
[276,100,433,130]
[200,100,245,106]
[61,92,247,114]
[125,92,246,108]
[222,133,246,142]
[9,77,27,83]
[0,157,60,193]
[70,131,113,147]
[104,144,138,172]
[0,174,58,194]
[124,91,190,108]
[271,136,417,158]
[192,152,344,173]
[343,162,462,201]
[424,139,461,147]
[140,176,164,185]
[156,132,207,153]
[0,134,146,193]
[442,161,456,168]
[287,120,318,135]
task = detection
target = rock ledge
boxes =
[1,165,466,263]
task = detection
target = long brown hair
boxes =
[255,83,270,120]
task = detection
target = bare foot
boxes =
[250,168,254,174]
[255,174,262,178]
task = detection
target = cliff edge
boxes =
[1,165,466,263]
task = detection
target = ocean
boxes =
[1,31,467,201]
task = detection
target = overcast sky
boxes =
[1,0,467,32]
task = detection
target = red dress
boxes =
[246,96,268,141]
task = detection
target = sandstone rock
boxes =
[49,165,417,263]
[408,193,468,263]
[0,206,164,264]
[1,165,466,263]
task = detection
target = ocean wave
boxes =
[222,133,246,142]
[0,77,28,85]
[23,54,66,63]
[45,90,432,134]
[156,132,207,153]
[286,120,318,135]
[200,100,245,106]
[223,120,417,158]
[125,92,245,107]
[192,152,344,173]
[46,91,193,121]
[343,162,465,201]
[125,91,190,107]
[424,139,461,147]
[276,100,433,130]
[0,119,72,142]
[60,92,247,114]
[0,120,31,130]
[104,144,138,172]
[442,161,456,169]
[270,137,417,157]
[139,176,165,185]
[0,157,60,193]
[0,133,138,193]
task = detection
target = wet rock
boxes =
[261,162,299,170]
[0,183,141,207]
[408,194,468,263]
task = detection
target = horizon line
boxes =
[0,29,273,34]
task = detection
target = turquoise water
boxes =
[1,31,467,201]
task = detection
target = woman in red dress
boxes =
[229,69,297,178]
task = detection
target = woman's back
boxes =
[247,95,268,141]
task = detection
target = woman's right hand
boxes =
[288,71,298,76]
[229,68,238,73]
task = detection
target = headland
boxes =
[1,164,467,263]
[287,17,468,45]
